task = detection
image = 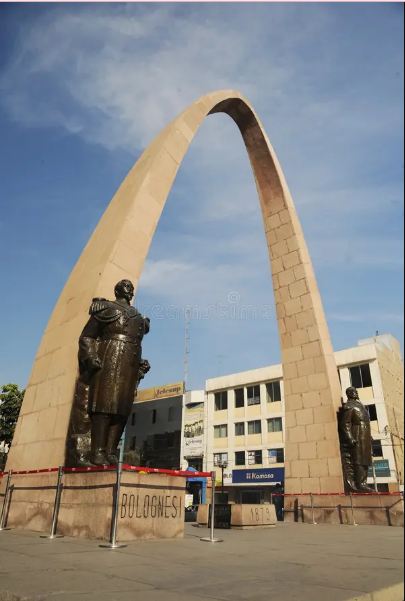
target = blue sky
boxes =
[0,3,403,393]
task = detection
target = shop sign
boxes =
[368,460,391,478]
[136,382,184,403]
[232,468,285,485]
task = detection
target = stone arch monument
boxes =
[7,90,343,495]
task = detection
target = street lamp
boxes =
[217,460,228,503]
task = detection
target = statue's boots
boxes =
[358,484,376,493]
[90,413,110,467]
[354,465,376,493]
[106,417,126,465]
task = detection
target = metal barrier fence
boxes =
[1,468,403,542]
[270,492,404,527]
[0,464,217,547]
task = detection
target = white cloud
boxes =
[138,256,267,308]
[0,3,403,352]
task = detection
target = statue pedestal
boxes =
[284,494,404,527]
[0,471,186,541]
[197,503,277,529]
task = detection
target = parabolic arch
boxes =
[8,90,343,495]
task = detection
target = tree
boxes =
[0,384,25,449]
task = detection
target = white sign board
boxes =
[215,471,233,487]
[184,403,204,458]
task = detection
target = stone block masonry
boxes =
[7,89,343,500]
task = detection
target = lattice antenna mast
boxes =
[183,308,190,392]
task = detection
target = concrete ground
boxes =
[0,523,403,601]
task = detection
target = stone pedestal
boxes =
[197,503,277,529]
[231,504,277,529]
[284,494,404,527]
[0,471,186,541]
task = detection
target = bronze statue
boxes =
[74,280,150,467]
[338,387,375,493]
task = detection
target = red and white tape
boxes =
[0,465,211,479]
[272,492,402,497]
[122,465,211,478]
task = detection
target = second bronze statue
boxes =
[78,280,150,467]
[338,386,375,493]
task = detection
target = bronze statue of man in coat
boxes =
[78,280,150,467]
[338,386,375,493]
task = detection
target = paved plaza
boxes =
[0,523,403,601]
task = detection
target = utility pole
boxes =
[218,460,228,504]
[183,308,190,393]
[393,408,404,486]
[393,408,404,453]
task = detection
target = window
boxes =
[235,451,245,466]
[214,425,228,439]
[248,450,262,465]
[235,388,245,408]
[247,385,261,406]
[372,440,384,457]
[152,409,157,424]
[266,381,281,403]
[154,434,166,451]
[268,418,283,433]
[268,448,285,464]
[367,404,378,422]
[240,490,263,504]
[214,453,228,466]
[215,391,228,411]
[235,422,245,437]
[377,483,390,493]
[248,420,262,435]
[129,437,137,451]
[168,406,176,422]
[131,413,136,427]
[350,363,373,389]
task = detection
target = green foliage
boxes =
[0,450,7,472]
[0,384,25,449]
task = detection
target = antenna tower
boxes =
[183,308,190,392]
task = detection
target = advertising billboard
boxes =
[183,403,204,458]
[136,382,184,403]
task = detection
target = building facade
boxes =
[124,382,185,470]
[125,385,207,503]
[125,384,207,472]
[205,334,404,503]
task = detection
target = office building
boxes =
[125,383,206,470]
[125,382,184,470]
[205,334,404,503]
[125,383,207,503]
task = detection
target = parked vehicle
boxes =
[185,505,199,522]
